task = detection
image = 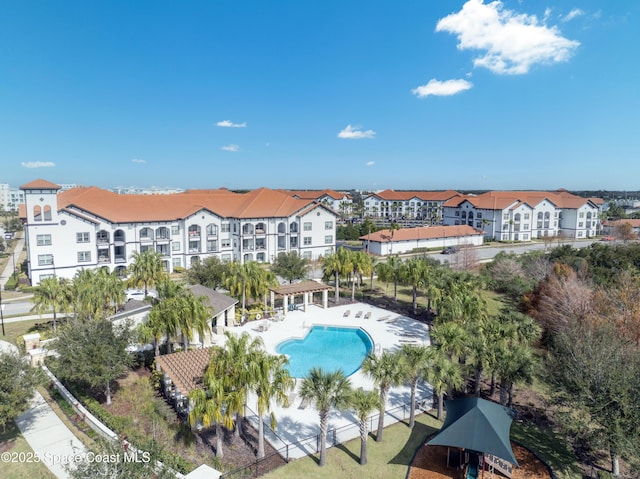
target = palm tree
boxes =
[400,344,431,428]
[388,222,400,255]
[376,256,402,303]
[361,351,405,442]
[225,261,265,319]
[31,276,71,334]
[128,250,166,296]
[349,388,380,465]
[222,332,264,438]
[430,321,469,363]
[400,257,427,315]
[188,373,233,459]
[322,248,351,305]
[254,352,295,458]
[427,349,464,420]
[299,367,352,467]
[350,251,372,301]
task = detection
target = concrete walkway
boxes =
[15,390,87,479]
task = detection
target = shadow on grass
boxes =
[388,417,439,466]
[335,442,361,464]
[0,421,20,449]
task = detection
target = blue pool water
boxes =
[276,326,373,378]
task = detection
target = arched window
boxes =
[140,227,154,241]
[156,227,170,240]
[33,205,42,221]
[461,211,467,220]
[114,229,126,243]
[97,230,110,243]
[290,223,298,233]
[537,212,543,220]
[255,222,265,234]
[277,222,286,234]
[514,213,521,222]
[242,223,254,235]
[43,205,52,221]
[188,225,201,237]
[206,224,218,236]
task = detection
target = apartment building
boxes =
[442,190,603,241]
[21,179,337,285]
[285,189,352,215]
[362,189,460,223]
[0,183,25,212]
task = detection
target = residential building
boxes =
[285,189,353,216]
[0,183,25,212]
[362,190,460,223]
[20,179,337,285]
[442,190,603,241]
[360,225,484,256]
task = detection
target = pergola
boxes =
[268,280,332,316]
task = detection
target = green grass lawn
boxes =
[0,422,56,479]
[261,413,442,479]
[1,318,53,349]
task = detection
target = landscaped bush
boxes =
[3,274,18,290]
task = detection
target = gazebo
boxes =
[268,280,332,316]
[427,397,518,478]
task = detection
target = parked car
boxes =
[441,246,459,255]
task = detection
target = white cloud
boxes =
[131,158,146,164]
[216,120,246,128]
[366,161,375,167]
[562,8,584,22]
[412,78,473,98]
[337,125,376,140]
[436,0,580,75]
[21,161,55,168]
[220,144,240,152]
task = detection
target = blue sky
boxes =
[1,1,638,191]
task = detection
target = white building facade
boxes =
[21,180,337,285]
[442,191,602,241]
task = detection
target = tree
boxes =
[400,344,431,428]
[128,250,167,296]
[67,440,175,479]
[299,367,352,467]
[399,257,428,315]
[54,318,133,405]
[349,388,380,465]
[0,351,41,432]
[254,352,295,458]
[376,256,402,303]
[427,349,464,421]
[322,248,351,304]
[271,251,309,284]
[350,251,372,301]
[613,221,637,243]
[361,351,405,442]
[31,276,71,334]
[185,255,228,290]
[224,261,267,319]
[548,320,640,476]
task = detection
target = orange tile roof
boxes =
[604,219,640,228]
[285,189,350,200]
[20,179,61,190]
[52,184,317,223]
[443,190,602,210]
[154,348,214,395]
[368,189,460,201]
[361,225,483,242]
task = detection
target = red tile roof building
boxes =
[20,180,337,285]
[442,190,603,241]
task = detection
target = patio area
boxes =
[232,302,432,459]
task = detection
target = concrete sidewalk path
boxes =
[15,390,87,479]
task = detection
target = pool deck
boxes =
[232,302,432,459]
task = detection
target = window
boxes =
[207,240,218,252]
[579,212,585,218]
[221,239,231,248]
[524,214,530,220]
[303,251,312,259]
[503,213,509,220]
[172,258,181,268]
[477,212,483,219]
[78,251,91,262]
[325,221,333,230]
[156,244,169,256]
[207,224,218,236]
[221,253,232,262]
[524,224,529,230]
[503,224,509,230]
[304,237,312,245]
[37,234,52,246]
[172,242,180,251]
[38,254,53,266]
[304,222,312,231]
[39,274,55,281]
[324,235,332,244]
[325,248,333,256]
[172,225,180,235]
[76,232,90,243]
[578,222,584,228]
[221,223,230,233]
[454,211,460,217]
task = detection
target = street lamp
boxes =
[12,251,16,281]
[0,288,5,336]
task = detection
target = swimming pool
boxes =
[276,326,373,378]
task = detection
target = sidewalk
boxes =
[0,235,23,291]
[15,390,87,479]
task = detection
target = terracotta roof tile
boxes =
[361,225,483,242]
[154,348,214,395]
[49,184,317,223]
[444,190,602,210]
[284,189,349,200]
[368,189,460,201]
[20,179,61,190]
